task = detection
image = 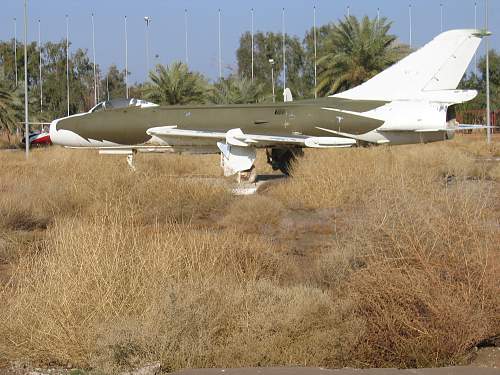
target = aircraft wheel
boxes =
[267,147,303,176]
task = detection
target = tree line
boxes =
[0,15,498,136]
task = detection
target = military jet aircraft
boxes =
[49,29,489,181]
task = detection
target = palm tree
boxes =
[0,87,18,139]
[143,62,208,105]
[209,75,265,104]
[317,16,410,97]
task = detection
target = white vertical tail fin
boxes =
[334,29,487,102]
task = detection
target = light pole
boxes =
[91,13,97,106]
[66,14,70,116]
[474,1,478,76]
[377,8,381,26]
[313,6,317,99]
[485,0,491,144]
[409,3,413,48]
[125,15,129,99]
[185,9,189,65]
[144,16,152,77]
[347,6,350,18]
[14,18,18,87]
[251,8,254,82]
[106,73,110,101]
[282,7,286,89]
[218,9,222,79]
[38,19,43,114]
[440,3,443,32]
[23,0,29,159]
[96,70,100,102]
[270,59,276,102]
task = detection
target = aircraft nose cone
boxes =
[49,119,61,145]
[49,117,88,147]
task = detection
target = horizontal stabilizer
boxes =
[452,124,500,131]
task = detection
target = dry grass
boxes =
[270,140,498,209]
[0,132,21,150]
[0,138,499,373]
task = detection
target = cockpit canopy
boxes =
[89,98,159,113]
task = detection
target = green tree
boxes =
[143,62,208,105]
[1,39,99,120]
[317,16,410,96]
[237,32,311,99]
[208,75,265,104]
[458,50,500,125]
[101,64,127,100]
[461,50,500,110]
[0,86,17,137]
[303,24,340,96]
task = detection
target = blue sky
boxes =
[1,0,499,83]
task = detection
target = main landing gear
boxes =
[219,144,304,183]
[266,147,304,175]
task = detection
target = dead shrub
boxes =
[339,180,500,368]
[0,142,498,372]
[221,195,284,233]
[91,280,363,373]
[0,210,282,368]
[270,142,494,209]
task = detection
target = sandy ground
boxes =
[174,368,500,375]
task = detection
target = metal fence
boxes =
[457,110,500,132]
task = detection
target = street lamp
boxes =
[144,16,152,77]
[409,3,413,48]
[251,8,254,82]
[440,3,443,32]
[282,8,286,89]
[14,18,18,87]
[185,9,189,65]
[23,0,29,159]
[269,58,275,103]
[218,9,222,79]
[474,1,478,76]
[485,0,491,144]
[313,6,317,99]
[92,12,97,106]
[38,19,43,114]
[125,15,129,99]
[66,14,70,116]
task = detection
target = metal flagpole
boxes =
[38,19,43,114]
[440,3,443,32]
[14,18,18,87]
[144,16,151,77]
[218,9,222,79]
[24,0,29,159]
[251,8,254,82]
[66,14,70,116]
[96,70,100,102]
[106,73,109,101]
[485,0,491,144]
[474,1,478,76]
[409,3,412,48]
[185,9,189,65]
[92,13,97,106]
[125,16,129,99]
[282,7,286,89]
[313,6,317,99]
